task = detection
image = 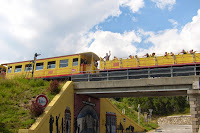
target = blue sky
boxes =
[98,0,200,33]
[0,0,200,64]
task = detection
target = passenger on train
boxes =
[190,49,196,54]
[84,59,87,64]
[164,52,168,56]
[169,52,174,56]
[94,60,98,68]
[129,55,133,59]
[104,51,111,61]
[144,53,149,57]
[113,56,118,60]
[151,53,155,57]
[135,55,138,58]
[81,59,84,64]
[179,49,187,54]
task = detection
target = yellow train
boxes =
[1,51,200,80]
[99,52,200,70]
[2,52,99,79]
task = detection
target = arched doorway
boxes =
[76,105,99,133]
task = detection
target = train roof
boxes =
[2,52,100,65]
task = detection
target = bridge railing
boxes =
[71,65,200,82]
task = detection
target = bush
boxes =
[48,80,60,94]
[30,101,44,117]
[29,79,45,87]
[116,96,189,116]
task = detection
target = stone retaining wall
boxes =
[158,115,192,125]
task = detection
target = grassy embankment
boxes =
[0,77,58,133]
[111,99,159,131]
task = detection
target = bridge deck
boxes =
[72,65,200,82]
[74,76,199,98]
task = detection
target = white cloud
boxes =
[132,16,138,22]
[0,40,20,64]
[0,0,121,62]
[168,19,178,28]
[143,9,200,56]
[151,0,176,11]
[87,30,141,58]
[0,0,200,65]
[0,0,148,64]
[57,30,141,59]
[0,0,38,46]
[120,0,144,13]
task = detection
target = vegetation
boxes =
[30,101,44,117]
[115,96,190,116]
[0,65,6,72]
[111,99,158,131]
[48,80,60,94]
[112,96,190,131]
[0,77,58,133]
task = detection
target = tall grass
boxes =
[0,77,58,133]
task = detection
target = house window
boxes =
[15,65,22,73]
[25,64,32,72]
[60,59,68,68]
[36,63,43,70]
[73,58,78,66]
[47,61,56,69]
[7,66,12,73]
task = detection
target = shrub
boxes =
[29,79,45,87]
[30,101,44,117]
[48,80,60,94]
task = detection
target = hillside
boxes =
[111,99,158,131]
[0,77,57,133]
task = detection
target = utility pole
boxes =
[138,104,141,125]
[149,109,153,122]
[32,53,41,78]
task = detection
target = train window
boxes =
[60,59,68,68]
[47,61,56,69]
[25,64,32,71]
[73,58,78,66]
[7,66,12,73]
[36,63,43,70]
[15,65,22,73]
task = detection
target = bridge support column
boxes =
[188,90,200,133]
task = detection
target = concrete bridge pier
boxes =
[188,90,200,133]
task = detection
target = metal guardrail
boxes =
[71,65,200,82]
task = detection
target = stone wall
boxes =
[158,115,192,125]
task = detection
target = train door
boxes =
[72,57,79,74]
[106,112,116,133]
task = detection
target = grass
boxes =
[110,98,159,131]
[0,77,60,133]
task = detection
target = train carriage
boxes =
[2,52,99,79]
[99,52,200,70]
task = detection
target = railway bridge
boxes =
[74,76,200,133]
